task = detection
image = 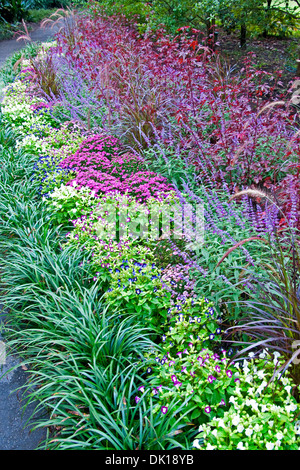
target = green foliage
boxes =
[143,146,198,193]
[25,8,60,23]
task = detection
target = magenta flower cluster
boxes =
[60,135,174,202]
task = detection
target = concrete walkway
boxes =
[0,22,60,450]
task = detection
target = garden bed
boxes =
[0,2,300,450]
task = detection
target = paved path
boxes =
[0,22,61,68]
[0,308,47,450]
[0,22,60,450]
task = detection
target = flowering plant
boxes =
[104,257,172,332]
[142,305,229,424]
[43,183,99,225]
[193,350,300,449]
[2,79,57,136]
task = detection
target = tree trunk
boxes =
[240,23,247,49]
[263,0,272,37]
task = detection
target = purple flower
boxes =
[219,399,226,406]
[215,365,221,373]
[174,381,182,389]
[171,375,178,383]
[197,356,204,365]
[176,351,182,358]
[226,369,233,378]
[208,375,216,383]
[161,406,168,415]
[204,406,211,414]
[135,396,140,404]
[138,386,145,393]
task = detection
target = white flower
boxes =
[257,369,265,379]
[217,419,226,429]
[286,403,297,413]
[245,427,253,437]
[269,421,274,427]
[248,352,255,358]
[276,432,284,440]
[266,442,275,450]
[206,443,216,450]
[229,396,236,405]
[193,439,201,449]
[245,374,253,384]
[259,349,268,359]
[246,399,259,411]
[237,424,244,433]
[211,429,218,437]
[294,420,300,435]
[232,415,240,426]
[237,442,246,450]
[284,385,292,394]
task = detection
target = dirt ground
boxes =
[217,29,299,94]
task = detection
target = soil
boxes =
[217,29,299,94]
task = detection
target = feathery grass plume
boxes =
[14,19,31,43]
[215,237,269,268]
